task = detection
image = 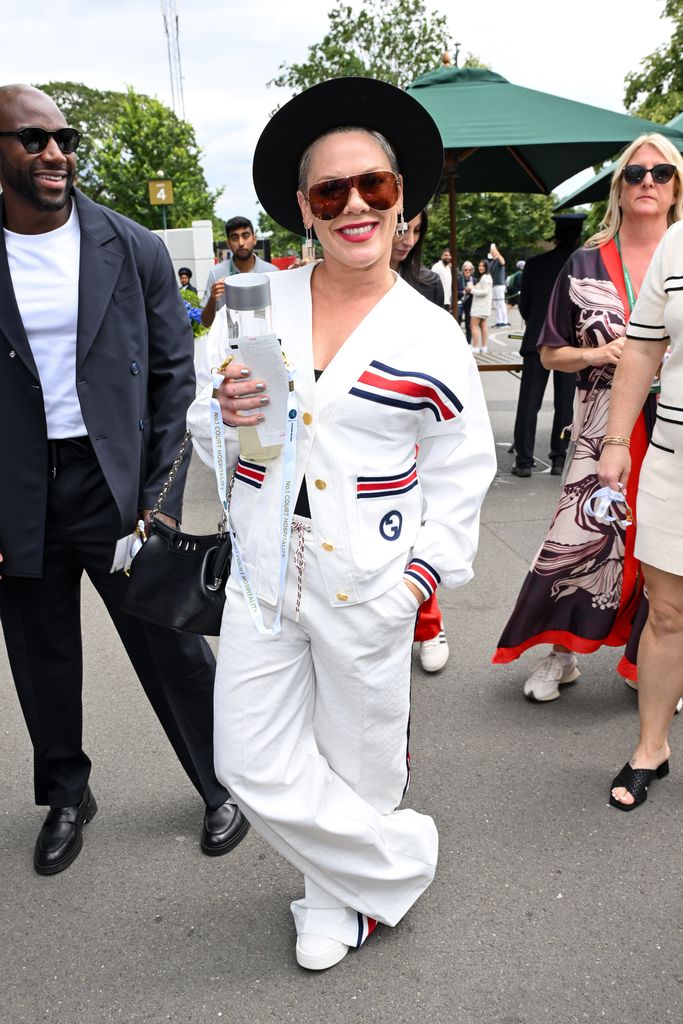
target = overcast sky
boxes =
[3,1,674,229]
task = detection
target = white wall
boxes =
[153,220,215,295]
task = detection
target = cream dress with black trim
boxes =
[627,219,683,575]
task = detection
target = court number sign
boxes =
[148,179,174,205]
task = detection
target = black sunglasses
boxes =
[0,126,81,154]
[622,163,676,186]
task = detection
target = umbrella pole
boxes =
[447,171,458,317]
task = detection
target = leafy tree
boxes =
[267,2,551,264]
[270,0,451,93]
[624,0,683,122]
[37,81,221,230]
[257,210,305,256]
[424,191,558,267]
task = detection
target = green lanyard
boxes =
[616,234,661,393]
[615,233,636,313]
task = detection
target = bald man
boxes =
[0,85,248,873]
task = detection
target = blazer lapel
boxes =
[0,196,40,380]
[74,190,124,367]
[315,273,402,417]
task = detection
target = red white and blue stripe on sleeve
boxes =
[404,558,441,599]
[350,360,462,422]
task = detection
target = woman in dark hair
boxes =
[390,207,450,672]
[390,208,444,307]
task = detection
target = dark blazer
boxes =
[0,188,196,577]
[519,244,574,355]
[401,266,445,307]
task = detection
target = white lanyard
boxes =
[209,367,298,636]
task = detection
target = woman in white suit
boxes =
[188,78,496,970]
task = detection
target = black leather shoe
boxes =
[201,801,250,856]
[34,786,98,875]
[511,463,532,478]
[550,458,565,476]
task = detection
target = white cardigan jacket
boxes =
[188,263,496,608]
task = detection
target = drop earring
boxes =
[304,225,316,260]
[395,211,408,238]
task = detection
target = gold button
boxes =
[336,592,349,601]
[322,542,334,551]
[314,479,326,490]
[303,412,313,425]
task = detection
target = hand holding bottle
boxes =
[216,361,269,427]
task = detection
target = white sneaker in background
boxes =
[625,678,682,714]
[420,628,450,673]
[523,652,580,702]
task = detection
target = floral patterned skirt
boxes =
[493,387,655,681]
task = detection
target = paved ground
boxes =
[1,315,681,1024]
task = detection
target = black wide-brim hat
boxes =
[252,77,444,236]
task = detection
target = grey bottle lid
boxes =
[224,273,271,311]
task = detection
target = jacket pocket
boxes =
[114,280,144,304]
[354,463,421,572]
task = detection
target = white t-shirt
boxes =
[5,203,86,438]
[431,260,452,305]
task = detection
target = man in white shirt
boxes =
[430,247,453,311]
[0,84,249,874]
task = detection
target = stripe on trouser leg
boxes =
[356,912,378,948]
[401,669,413,801]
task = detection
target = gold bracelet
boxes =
[603,435,631,447]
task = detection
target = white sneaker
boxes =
[296,933,349,971]
[420,628,450,673]
[523,653,580,702]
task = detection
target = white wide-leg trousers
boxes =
[213,525,438,946]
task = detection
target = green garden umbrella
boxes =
[406,65,683,304]
[554,110,683,209]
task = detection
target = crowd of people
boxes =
[1,74,682,977]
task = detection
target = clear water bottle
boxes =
[224,274,283,462]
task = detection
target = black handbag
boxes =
[122,431,232,636]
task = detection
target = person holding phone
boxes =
[488,243,509,326]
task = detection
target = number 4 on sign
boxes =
[148,179,174,206]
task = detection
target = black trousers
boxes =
[461,295,472,344]
[0,438,228,810]
[513,351,575,468]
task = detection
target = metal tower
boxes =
[161,0,186,120]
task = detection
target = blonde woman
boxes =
[469,259,493,352]
[494,133,683,702]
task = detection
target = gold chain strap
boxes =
[150,430,193,522]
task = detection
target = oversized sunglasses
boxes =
[305,171,400,220]
[622,163,676,186]
[0,126,81,154]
